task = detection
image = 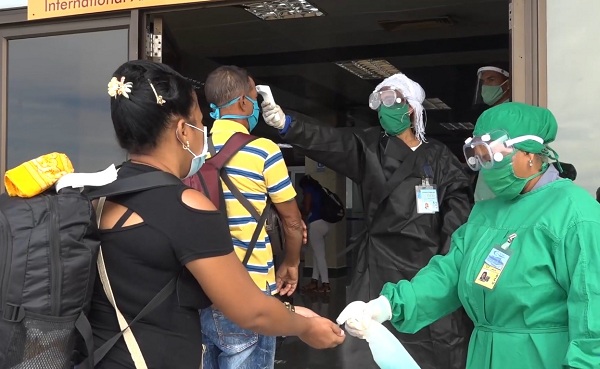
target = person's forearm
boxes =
[283,220,303,265]
[242,295,308,336]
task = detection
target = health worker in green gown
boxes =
[337,102,600,369]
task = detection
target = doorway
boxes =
[143,0,510,161]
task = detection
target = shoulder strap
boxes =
[204,132,269,266]
[206,132,258,170]
[241,198,272,266]
[85,171,182,200]
[89,275,176,367]
[79,198,178,368]
[196,133,258,208]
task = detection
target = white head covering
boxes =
[373,73,427,142]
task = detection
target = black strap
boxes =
[208,136,217,156]
[83,276,178,367]
[221,174,261,220]
[242,206,270,266]
[85,171,182,200]
[221,167,273,266]
[113,208,134,229]
[74,312,94,369]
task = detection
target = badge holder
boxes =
[475,233,517,290]
[416,177,439,214]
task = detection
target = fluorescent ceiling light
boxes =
[440,122,474,131]
[335,59,400,80]
[244,0,324,21]
[423,98,451,110]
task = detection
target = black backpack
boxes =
[183,133,286,262]
[0,171,181,369]
[317,184,345,223]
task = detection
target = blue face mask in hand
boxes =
[210,96,260,131]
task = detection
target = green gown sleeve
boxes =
[380,225,466,334]
[558,220,600,368]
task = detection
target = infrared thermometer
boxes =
[256,85,280,122]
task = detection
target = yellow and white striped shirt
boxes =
[209,120,296,293]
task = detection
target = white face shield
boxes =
[473,66,510,106]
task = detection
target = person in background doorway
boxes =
[471,63,577,201]
[299,175,332,294]
[473,64,511,107]
[337,102,600,369]
[261,72,473,369]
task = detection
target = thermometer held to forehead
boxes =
[256,85,280,122]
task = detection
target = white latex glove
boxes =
[336,296,392,338]
[261,101,286,130]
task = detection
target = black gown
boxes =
[282,113,473,369]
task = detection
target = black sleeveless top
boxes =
[89,162,233,369]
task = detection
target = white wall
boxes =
[0,0,26,10]
[547,0,600,195]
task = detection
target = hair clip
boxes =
[187,78,205,90]
[148,80,166,106]
[107,77,133,99]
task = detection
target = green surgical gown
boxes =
[381,179,600,369]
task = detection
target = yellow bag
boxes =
[4,152,74,198]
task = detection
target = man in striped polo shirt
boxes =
[200,66,304,369]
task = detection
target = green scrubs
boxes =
[381,179,600,368]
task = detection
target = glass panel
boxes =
[7,29,128,172]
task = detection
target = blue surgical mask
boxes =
[178,123,208,179]
[210,96,260,132]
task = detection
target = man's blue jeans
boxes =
[201,306,276,369]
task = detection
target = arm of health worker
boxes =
[381,226,467,334]
[559,221,600,368]
[263,102,365,183]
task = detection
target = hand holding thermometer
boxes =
[256,85,280,122]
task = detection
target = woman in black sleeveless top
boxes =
[88,60,345,369]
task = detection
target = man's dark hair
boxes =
[110,60,195,154]
[204,66,252,106]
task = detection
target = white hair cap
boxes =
[373,73,427,142]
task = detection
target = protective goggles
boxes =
[368,89,407,110]
[463,130,544,171]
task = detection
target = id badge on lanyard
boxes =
[415,164,439,214]
[475,233,517,290]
